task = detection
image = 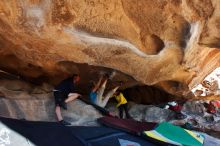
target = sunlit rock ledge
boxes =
[0,0,220,97]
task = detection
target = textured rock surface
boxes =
[128,104,176,123]
[0,79,176,124]
[1,81,220,139]
[0,97,102,126]
[191,67,220,97]
[0,79,102,125]
[123,85,173,104]
[174,100,220,135]
[0,0,220,96]
[1,2,220,140]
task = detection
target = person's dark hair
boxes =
[119,81,124,86]
[115,90,122,95]
[103,73,110,79]
[72,74,79,79]
[89,81,96,90]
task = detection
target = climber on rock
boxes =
[53,74,81,126]
[89,73,119,108]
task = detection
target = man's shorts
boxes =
[54,91,68,108]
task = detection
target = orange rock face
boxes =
[0,0,220,96]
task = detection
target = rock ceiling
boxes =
[0,0,220,96]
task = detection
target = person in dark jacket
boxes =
[53,74,81,125]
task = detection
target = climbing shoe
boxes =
[59,120,71,126]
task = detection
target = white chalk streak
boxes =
[186,22,200,49]
[64,28,147,57]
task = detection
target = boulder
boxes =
[129,103,176,123]
[0,97,102,126]
[182,100,206,116]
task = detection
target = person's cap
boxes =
[168,101,177,106]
